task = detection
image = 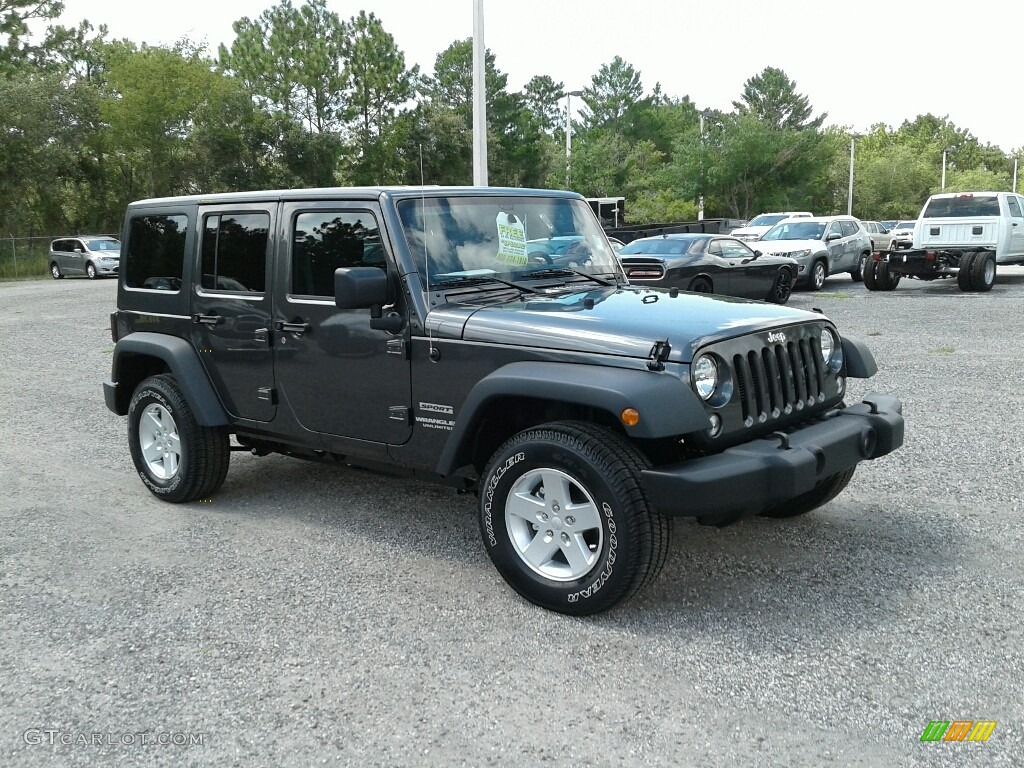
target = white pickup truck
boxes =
[864,191,1024,292]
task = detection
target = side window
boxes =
[291,211,384,297]
[707,240,723,256]
[720,240,753,259]
[200,212,269,293]
[827,222,843,238]
[1007,196,1023,218]
[840,220,858,237]
[51,240,64,252]
[125,214,188,291]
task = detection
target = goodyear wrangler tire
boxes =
[759,467,856,519]
[127,374,230,503]
[479,421,671,615]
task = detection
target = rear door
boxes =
[273,201,412,444]
[190,204,277,422]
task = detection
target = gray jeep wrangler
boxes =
[104,187,904,614]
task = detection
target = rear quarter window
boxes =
[125,214,189,291]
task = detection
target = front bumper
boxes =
[641,393,903,519]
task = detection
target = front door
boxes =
[190,204,276,422]
[718,238,769,298]
[1007,195,1024,257]
[273,201,412,444]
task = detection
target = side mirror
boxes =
[334,267,403,333]
[825,233,842,242]
[335,267,388,309]
[753,249,762,257]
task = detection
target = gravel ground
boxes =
[1,269,1022,767]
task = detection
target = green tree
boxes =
[220,0,348,133]
[578,56,644,135]
[1,0,63,72]
[733,67,824,131]
[523,75,565,135]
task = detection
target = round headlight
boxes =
[692,355,718,401]
[820,329,835,365]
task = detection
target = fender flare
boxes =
[841,334,878,379]
[435,361,709,476]
[107,332,228,425]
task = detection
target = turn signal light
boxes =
[620,408,640,427]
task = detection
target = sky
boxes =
[46,0,1024,153]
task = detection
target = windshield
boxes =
[87,239,120,251]
[396,195,618,288]
[923,195,1000,218]
[761,221,826,241]
[748,214,787,227]
[894,221,916,229]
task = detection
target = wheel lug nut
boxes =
[540,513,549,521]
[565,516,575,525]
[561,532,570,543]
[546,530,553,538]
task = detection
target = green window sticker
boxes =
[495,212,528,266]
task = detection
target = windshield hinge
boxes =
[647,339,671,371]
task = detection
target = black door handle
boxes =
[192,313,222,326]
[275,320,310,334]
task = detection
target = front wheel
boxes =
[809,260,827,291]
[86,262,98,279]
[479,421,671,615]
[127,374,230,503]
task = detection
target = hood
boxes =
[756,239,821,256]
[729,225,770,239]
[432,286,821,363]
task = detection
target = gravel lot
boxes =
[2,269,1023,767]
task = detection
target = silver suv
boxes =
[49,236,121,279]
[754,216,873,290]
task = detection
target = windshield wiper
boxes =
[432,275,543,294]
[522,267,619,286]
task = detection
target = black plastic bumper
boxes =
[641,393,904,518]
[103,379,122,415]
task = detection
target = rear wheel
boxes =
[863,258,879,290]
[127,374,230,503]
[479,421,671,615]
[970,251,996,292]
[760,467,856,519]
[851,253,868,282]
[766,267,793,304]
[876,260,901,291]
[50,262,63,279]
[688,276,713,294]
[957,251,978,291]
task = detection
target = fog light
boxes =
[621,408,640,427]
[708,413,723,437]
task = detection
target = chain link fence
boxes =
[1,235,118,280]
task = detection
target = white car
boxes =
[754,215,873,290]
[730,211,813,242]
[888,221,916,249]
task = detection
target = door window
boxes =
[291,211,384,298]
[1007,196,1022,218]
[840,220,858,237]
[826,222,843,239]
[124,214,188,291]
[719,240,755,259]
[200,212,270,293]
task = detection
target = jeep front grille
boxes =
[732,339,826,426]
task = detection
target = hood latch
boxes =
[647,339,672,371]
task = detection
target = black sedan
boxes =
[617,233,797,304]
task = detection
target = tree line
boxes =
[1,0,1019,242]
